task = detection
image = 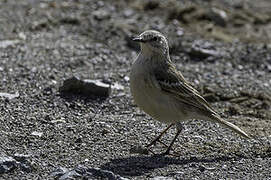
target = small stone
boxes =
[60,17,80,25]
[31,131,43,137]
[203,93,219,102]
[13,154,31,162]
[50,167,69,178]
[208,8,228,27]
[75,137,82,144]
[198,165,216,172]
[129,145,149,155]
[0,155,17,174]
[59,76,111,98]
[19,163,32,173]
[18,32,26,40]
[93,10,110,21]
[51,118,66,124]
[124,76,130,82]
[123,9,134,17]
[31,20,49,31]
[188,40,221,59]
[228,104,242,115]
[0,40,20,48]
[150,176,174,180]
[112,83,124,90]
[0,92,19,100]
[144,0,160,10]
[51,166,129,180]
[190,46,219,59]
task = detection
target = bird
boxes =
[129,30,250,155]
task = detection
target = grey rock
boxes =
[188,40,221,59]
[150,176,174,180]
[0,40,20,48]
[0,155,17,174]
[50,167,69,178]
[208,8,228,27]
[30,19,50,31]
[123,9,134,17]
[13,153,31,162]
[31,131,43,137]
[129,145,149,155]
[0,92,19,100]
[112,83,124,91]
[51,166,129,180]
[59,76,111,97]
[93,10,110,20]
[19,163,32,173]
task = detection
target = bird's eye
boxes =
[152,37,158,41]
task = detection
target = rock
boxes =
[13,153,31,162]
[31,131,43,137]
[51,166,129,180]
[228,104,242,115]
[19,163,32,173]
[232,12,251,27]
[208,8,228,27]
[59,17,80,25]
[111,83,124,91]
[124,76,130,82]
[0,92,19,100]
[30,19,50,31]
[252,13,270,25]
[0,40,20,48]
[129,145,149,155]
[123,9,134,17]
[18,32,26,40]
[59,76,111,98]
[93,10,110,21]
[203,93,220,102]
[198,164,216,172]
[13,153,32,173]
[188,40,221,59]
[150,176,174,180]
[51,118,66,124]
[0,155,17,174]
[168,5,197,23]
[144,0,160,11]
[0,153,32,174]
[50,167,69,179]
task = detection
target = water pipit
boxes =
[130,30,249,155]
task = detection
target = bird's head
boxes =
[132,30,169,56]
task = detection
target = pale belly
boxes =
[130,65,189,124]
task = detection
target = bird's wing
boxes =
[154,63,217,114]
[153,63,250,139]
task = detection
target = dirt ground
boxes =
[0,0,271,179]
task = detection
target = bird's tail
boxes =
[210,114,250,139]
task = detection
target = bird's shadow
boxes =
[99,154,235,177]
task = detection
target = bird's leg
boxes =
[163,130,181,155]
[163,122,183,155]
[146,123,174,148]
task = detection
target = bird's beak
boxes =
[132,36,145,43]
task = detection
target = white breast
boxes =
[130,55,187,124]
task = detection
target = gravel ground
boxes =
[0,0,270,179]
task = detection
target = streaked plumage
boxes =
[130,30,249,155]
